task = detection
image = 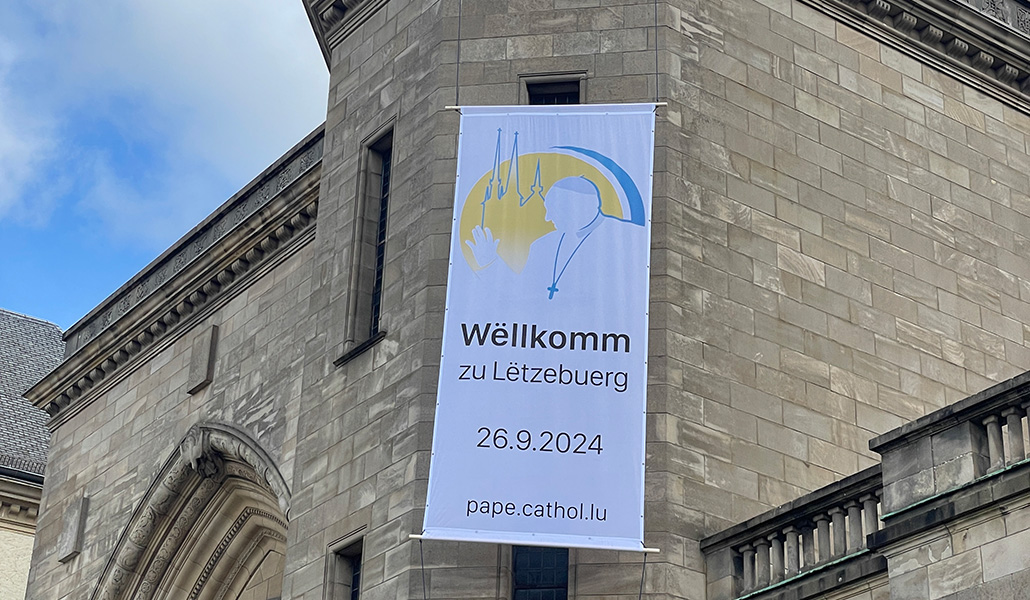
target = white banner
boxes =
[422,104,655,551]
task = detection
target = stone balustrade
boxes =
[702,466,886,600]
[703,373,1030,600]
[862,372,1030,599]
[870,371,1030,519]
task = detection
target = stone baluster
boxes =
[800,522,816,571]
[861,493,879,542]
[830,507,847,558]
[984,415,1005,471]
[755,537,770,589]
[846,501,863,551]
[769,532,784,583]
[1024,401,1030,456]
[784,526,800,577]
[1003,406,1025,464]
[814,514,831,563]
[741,544,755,592]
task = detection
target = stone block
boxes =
[933,457,980,497]
[926,549,983,599]
[931,421,988,472]
[889,564,930,600]
[981,526,1030,582]
[882,470,935,516]
[951,516,1006,555]
[56,495,89,563]
[881,435,933,482]
[187,325,219,395]
[888,532,952,577]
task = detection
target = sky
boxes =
[0,1,329,331]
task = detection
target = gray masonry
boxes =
[23,0,1030,599]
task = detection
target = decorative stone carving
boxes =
[321,2,345,26]
[1019,8,1030,32]
[63,136,322,357]
[895,12,917,32]
[972,50,995,70]
[57,495,89,563]
[319,0,368,31]
[187,326,219,395]
[982,0,1007,22]
[203,522,286,600]
[90,423,291,600]
[946,37,970,58]
[867,0,891,19]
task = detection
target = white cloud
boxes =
[0,36,59,226]
[0,0,328,250]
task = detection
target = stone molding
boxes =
[63,128,323,358]
[0,471,42,536]
[800,0,1030,112]
[191,512,286,600]
[91,422,290,600]
[302,0,389,63]
[25,131,322,430]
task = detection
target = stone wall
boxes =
[879,501,1030,599]
[0,528,34,600]
[25,243,316,598]
[25,0,1030,598]
[866,374,1030,600]
[285,0,1030,598]
[280,0,453,596]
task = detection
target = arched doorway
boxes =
[92,423,291,600]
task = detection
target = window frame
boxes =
[325,533,365,600]
[336,124,394,367]
[519,72,588,105]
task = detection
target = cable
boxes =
[456,0,463,106]
[653,0,660,102]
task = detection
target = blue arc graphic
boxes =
[553,145,647,226]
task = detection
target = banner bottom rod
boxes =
[408,535,660,553]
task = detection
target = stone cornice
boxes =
[801,0,1030,112]
[302,0,389,65]
[25,128,324,429]
[61,127,324,358]
[0,471,42,535]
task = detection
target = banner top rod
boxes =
[444,102,667,111]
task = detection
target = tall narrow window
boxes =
[369,137,392,338]
[513,546,569,600]
[326,539,363,600]
[336,130,394,366]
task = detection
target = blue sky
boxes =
[0,1,328,331]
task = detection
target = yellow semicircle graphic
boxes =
[459,152,624,273]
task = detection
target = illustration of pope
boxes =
[465,175,628,300]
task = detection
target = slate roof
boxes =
[0,309,64,476]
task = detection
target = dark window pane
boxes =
[350,554,362,600]
[513,546,568,600]
[527,81,580,105]
[370,145,391,337]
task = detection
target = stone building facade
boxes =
[23,0,1030,599]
